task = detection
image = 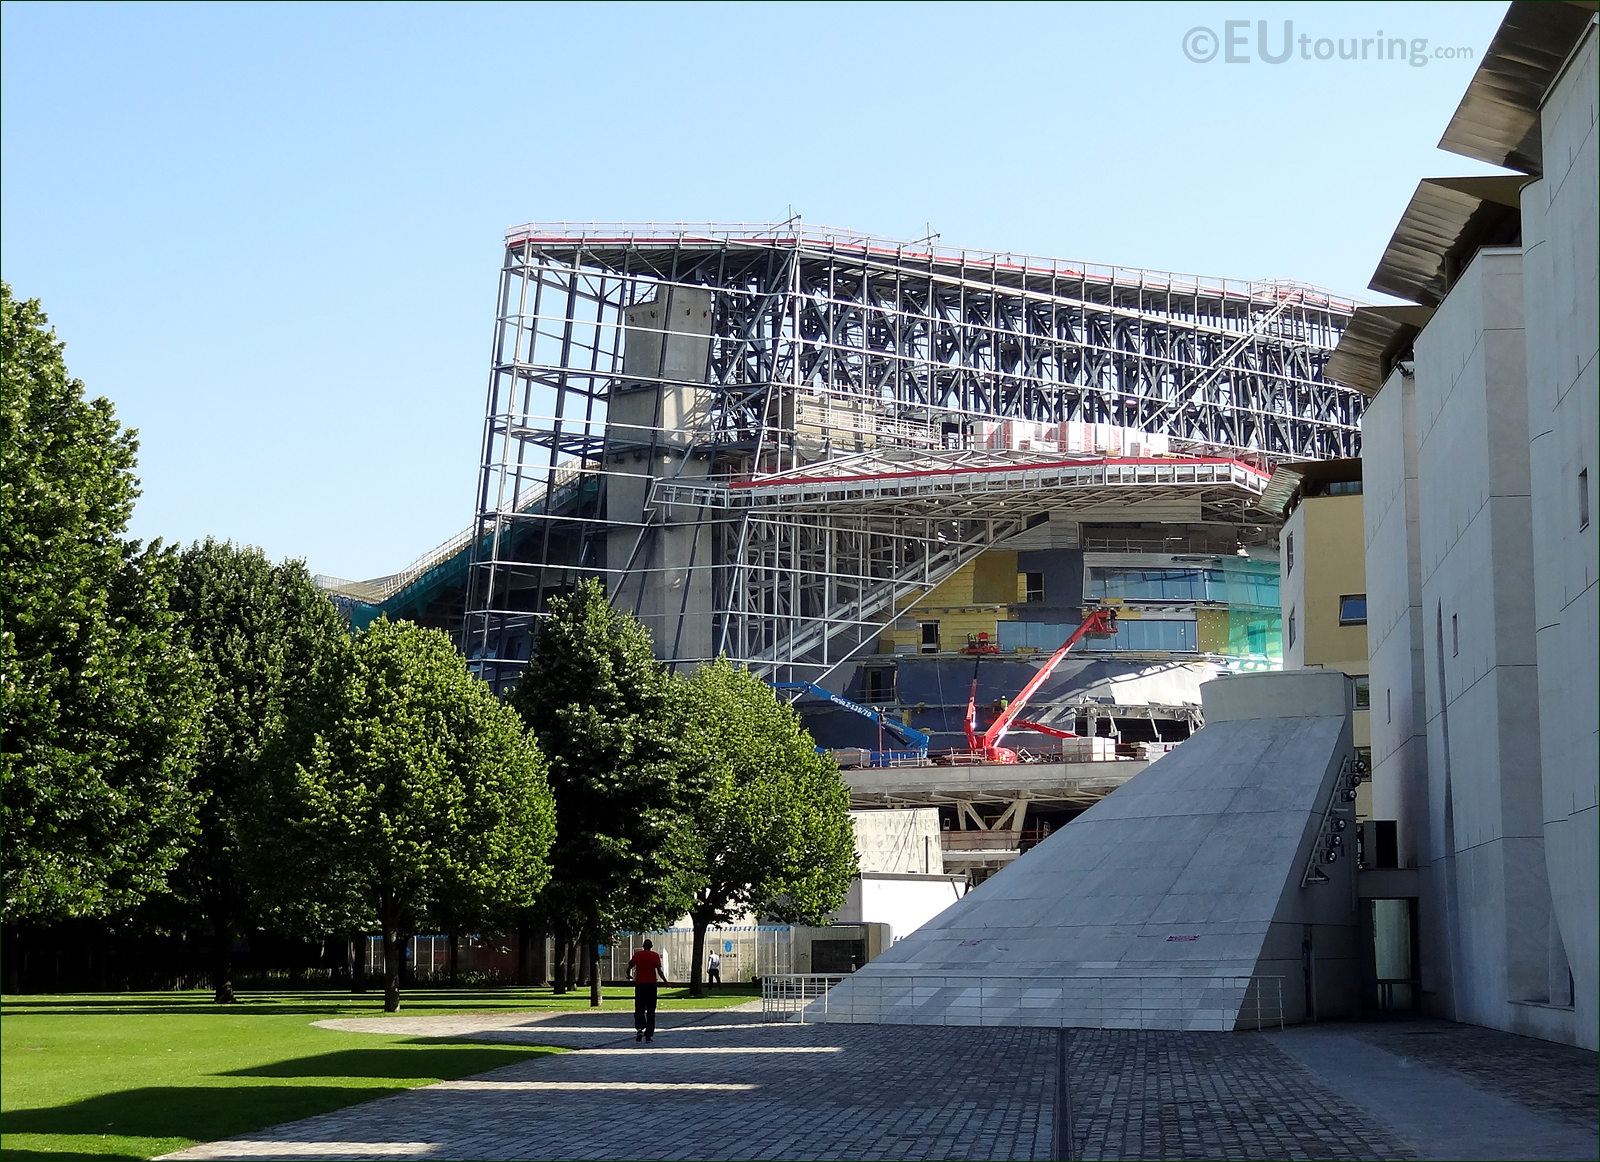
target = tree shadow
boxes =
[1,989,580,1019]
[224,1044,559,1079]
[1,1085,406,1143]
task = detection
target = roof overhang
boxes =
[1323,305,1435,395]
[1263,459,1363,518]
[654,452,1275,523]
[1438,1,1598,174]
[1368,176,1526,306]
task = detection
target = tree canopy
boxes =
[167,538,349,1001]
[2,283,206,923]
[282,617,555,1011]
[507,578,697,1003]
[672,658,858,993]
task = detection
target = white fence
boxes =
[602,925,797,983]
[762,973,1285,1031]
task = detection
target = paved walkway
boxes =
[160,1009,1598,1161]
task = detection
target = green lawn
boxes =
[1,986,759,1161]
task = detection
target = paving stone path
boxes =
[160,1009,1598,1162]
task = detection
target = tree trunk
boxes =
[552,918,569,994]
[586,905,602,1008]
[379,891,403,1012]
[2,926,20,993]
[689,909,710,998]
[448,931,459,986]
[380,926,402,1011]
[211,907,236,1004]
[514,916,531,986]
[348,933,369,993]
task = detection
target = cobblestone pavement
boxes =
[1351,1020,1600,1136]
[1063,1029,1412,1161]
[160,1010,1597,1162]
[163,1010,1056,1161]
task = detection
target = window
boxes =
[1353,676,1370,709]
[1286,532,1295,574]
[1287,609,1296,648]
[1581,468,1590,530]
[1451,613,1458,657]
[920,622,940,654]
[1326,479,1363,496]
[1024,572,1045,603]
[1339,594,1368,625]
[1386,687,1392,723]
[863,667,893,702]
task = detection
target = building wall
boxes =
[849,808,945,875]
[1412,247,1572,1043]
[1297,496,1369,673]
[1281,492,1370,813]
[877,556,1013,655]
[1363,370,1433,873]
[1521,26,1599,1050]
[831,873,969,943]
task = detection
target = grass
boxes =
[1,985,760,1161]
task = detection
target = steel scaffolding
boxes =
[464,222,1360,686]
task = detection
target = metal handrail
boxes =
[501,221,1360,313]
[761,972,1285,1031]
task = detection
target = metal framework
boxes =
[465,222,1361,686]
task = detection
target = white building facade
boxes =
[1354,9,1597,1049]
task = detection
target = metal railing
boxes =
[761,973,1285,1031]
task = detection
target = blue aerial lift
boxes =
[772,682,931,767]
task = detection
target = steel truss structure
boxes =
[465,222,1361,687]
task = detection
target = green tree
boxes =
[2,283,206,925]
[672,659,858,995]
[168,538,348,1002]
[507,579,695,1006]
[283,618,555,1011]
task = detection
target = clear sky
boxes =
[1,1,1510,583]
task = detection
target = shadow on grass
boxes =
[1,990,631,1018]
[2,1085,408,1142]
[0,1150,142,1161]
[224,1044,560,1079]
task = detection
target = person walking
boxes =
[707,950,722,988]
[628,939,668,1043]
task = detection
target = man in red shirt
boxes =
[628,939,668,1042]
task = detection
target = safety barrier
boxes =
[761,972,1285,1030]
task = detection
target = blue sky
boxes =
[1,1,1509,583]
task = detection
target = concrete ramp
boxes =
[810,669,1361,1030]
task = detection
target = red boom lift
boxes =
[963,606,1119,763]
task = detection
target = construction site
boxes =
[321,221,1362,875]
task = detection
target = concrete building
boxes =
[1324,1,1597,1049]
[319,223,1361,869]
[1269,458,1372,821]
[442,224,1359,747]
[810,670,1363,1030]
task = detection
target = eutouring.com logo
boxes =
[1182,21,1476,67]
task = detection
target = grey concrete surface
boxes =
[159,1009,1598,1161]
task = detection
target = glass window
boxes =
[1288,610,1296,648]
[1353,676,1370,708]
[1286,532,1294,574]
[1581,468,1590,530]
[1025,572,1044,603]
[1339,594,1367,625]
